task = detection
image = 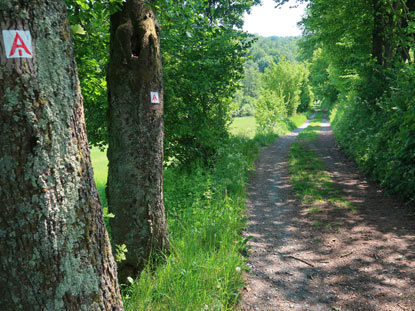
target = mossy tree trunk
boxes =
[0,1,123,310]
[107,0,169,282]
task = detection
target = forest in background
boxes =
[68,2,415,306]
[289,0,415,202]
[2,0,415,309]
[233,35,300,117]
[65,1,315,308]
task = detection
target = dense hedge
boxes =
[331,65,415,201]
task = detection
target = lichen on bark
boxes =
[0,1,123,310]
[107,0,169,282]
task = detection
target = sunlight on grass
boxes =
[89,112,312,310]
[90,146,108,206]
[307,206,323,214]
[297,111,323,141]
[289,114,357,229]
[229,116,256,138]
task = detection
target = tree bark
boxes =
[372,0,401,66]
[0,1,123,310]
[107,0,169,282]
[400,0,415,62]
[372,0,388,65]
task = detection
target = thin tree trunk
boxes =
[372,0,387,65]
[0,2,123,310]
[107,0,169,282]
[372,0,399,66]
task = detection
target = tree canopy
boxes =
[288,0,415,201]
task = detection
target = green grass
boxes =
[289,113,357,229]
[90,147,108,206]
[229,116,256,138]
[90,112,312,310]
[123,137,255,310]
[297,111,323,141]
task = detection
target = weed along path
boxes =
[240,112,415,311]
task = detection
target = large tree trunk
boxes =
[107,0,169,282]
[0,2,123,310]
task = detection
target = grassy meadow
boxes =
[229,116,256,138]
[90,113,310,310]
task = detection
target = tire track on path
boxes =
[240,113,415,311]
[241,114,325,311]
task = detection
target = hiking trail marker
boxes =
[151,91,160,104]
[2,30,33,59]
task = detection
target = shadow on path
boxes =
[240,113,415,311]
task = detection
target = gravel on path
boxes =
[240,113,415,311]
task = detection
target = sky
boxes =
[243,0,307,37]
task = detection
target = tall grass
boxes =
[90,112,310,310]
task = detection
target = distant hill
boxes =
[233,35,300,117]
[249,35,300,72]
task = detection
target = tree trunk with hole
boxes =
[0,1,123,310]
[107,0,169,282]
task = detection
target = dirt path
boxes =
[241,114,415,311]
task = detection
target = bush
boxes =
[298,81,314,112]
[254,89,287,133]
[123,135,258,311]
[262,57,308,116]
[331,65,415,201]
[121,112,309,310]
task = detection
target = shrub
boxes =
[254,89,287,133]
[331,65,415,201]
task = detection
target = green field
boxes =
[229,116,256,138]
[91,116,258,205]
[90,115,310,205]
[89,113,309,310]
[90,147,108,207]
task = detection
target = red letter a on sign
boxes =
[9,32,32,57]
[151,92,160,103]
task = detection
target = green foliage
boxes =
[254,89,287,133]
[232,36,301,118]
[249,36,299,72]
[115,244,128,263]
[91,113,308,310]
[253,54,312,133]
[296,0,415,202]
[232,61,261,117]
[260,57,310,118]
[68,0,260,163]
[123,137,257,309]
[298,76,314,112]
[331,65,415,201]
[121,113,308,310]
[66,0,122,149]
[306,48,338,108]
[155,0,258,165]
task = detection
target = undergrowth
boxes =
[91,113,310,310]
[330,67,415,202]
[289,111,357,229]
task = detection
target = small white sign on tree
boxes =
[2,30,33,58]
[151,91,160,104]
